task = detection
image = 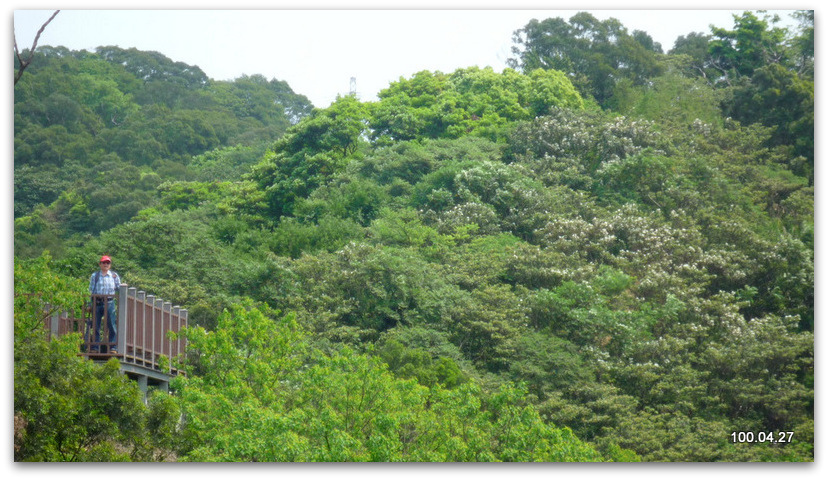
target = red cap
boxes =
[100,255,111,263]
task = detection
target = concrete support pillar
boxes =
[50,312,59,340]
[136,374,148,403]
[157,380,170,394]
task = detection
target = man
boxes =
[88,255,121,353]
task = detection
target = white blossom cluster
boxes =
[509,108,664,179]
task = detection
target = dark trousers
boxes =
[93,299,117,352]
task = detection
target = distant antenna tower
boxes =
[349,77,358,97]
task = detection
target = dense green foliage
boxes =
[509,12,665,107]
[14,11,813,462]
[14,45,312,257]
[14,255,182,461]
[174,303,606,461]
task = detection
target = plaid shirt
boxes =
[89,270,121,296]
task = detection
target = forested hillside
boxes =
[14,11,814,462]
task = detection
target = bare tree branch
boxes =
[14,10,60,86]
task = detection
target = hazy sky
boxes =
[12,4,803,108]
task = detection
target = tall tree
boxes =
[707,11,789,85]
[247,94,370,220]
[508,12,664,107]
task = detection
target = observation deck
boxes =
[45,284,187,400]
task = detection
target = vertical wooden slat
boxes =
[117,285,128,355]
[137,291,146,362]
[165,302,172,370]
[172,306,180,364]
[168,304,177,373]
[146,295,156,365]
[155,299,164,368]
[128,287,137,357]
[146,299,151,363]
[179,308,188,375]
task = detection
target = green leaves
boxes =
[14,254,85,340]
[175,306,603,462]
[371,67,583,143]
[246,96,371,220]
[14,256,181,461]
[14,46,312,258]
[510,12,664,107]
[179,303,305,404]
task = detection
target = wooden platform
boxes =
[46,285,188,400]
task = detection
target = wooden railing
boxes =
[46,284,187,376]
